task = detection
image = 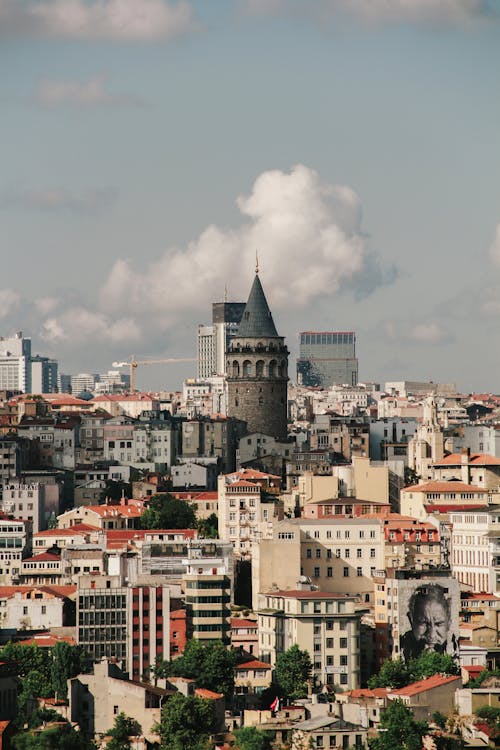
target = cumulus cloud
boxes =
[100,165,395,317]
[36,75,145,107]
[0,289,21,319]
[243,0,498,26]
[34,297,60,315]
[41,307,141,345]
[410,322,449,344]
[0,0,196,41]
[0,186,117,215]
[488,223,500,266]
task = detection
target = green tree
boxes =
[155,693,215,750]
[409,651,460,681]
[368,659,410,689]
[157,640,237,696]
[50,642,87,701]
[233,726,273,750]
[13,721,90,750]
[197,513,219,538]
[105,712,141,750]
[432,711,448,729]
[468,667,500,688]
[0,642,52,682]
[274,645,312,699]
[369,699,428,750]
[140,494,197,530]
[100,480,132,503]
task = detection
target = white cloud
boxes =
[0,0,196,41]
[100,164,386,317]
[36,75,144,107]
[410,322,449,344]
[34,297,60,315]
[0,186,117,215]
[243,0,497,26]
[0,289,21,319]
[41,307,141,345]
[488,223,500,266]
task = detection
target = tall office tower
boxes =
[197,301,245,378]
[31,356,58,393]
[57,373,72,393]
[297,331,358,387]
[226,272,288,440]
[0,332,32,393]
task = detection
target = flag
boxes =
[270,696,279,712]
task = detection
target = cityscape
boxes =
[2,1,500,749]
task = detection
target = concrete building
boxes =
[407,396,445,479]
[226,271,289,440]
[77,574,171,680]
[0,515,31,584]
[197,301,246,379]
[217,469,283,559]
[309,416,370,461]
[30,356,58,394]
[297,330,358,387]
[432,451,500,490]
[0,584,75,630]
[1,479,60,533]
[450,506,500,594]
[400,480,489,521]
[0,332,31,393]
[70,373,99,395]
[369,418,418,463]
[257,587,362,690]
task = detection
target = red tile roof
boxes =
[348,688,388,699]
[231,618,258,629]
[195,688,224,700]
[390,674,460,697]
[23,551,61,562]
[236,660,270,670]
[404,481,486,493]
[434,453,500,466]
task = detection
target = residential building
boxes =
[0,514,31,584]
[291,716,367,750]
[297,330,358,387]
[387,674,461,722]
[382,515,441,571]
[309,416,370,461]
[226,271,289,440]
[400,481,490,521]
[234,659,272,699]
[197,325,216,379]
[1,480,60,533]
[19,549,63,585]
[0,584,76,629]
[231,617,258,655]
[184,571,231,644]
[257,587,362,690]
[57,499,143,531]
[0,332,31,393]
[450,507,500,594]
[432,451,500,490]
[197,301,246,379]
[369,418,418,463]
[16,415,80,471]
[0,435,34,487]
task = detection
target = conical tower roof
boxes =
[237,273,279,338]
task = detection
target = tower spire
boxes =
[255,250,259,275]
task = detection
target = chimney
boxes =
[461,448,470,485]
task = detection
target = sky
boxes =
[1,0,499,392]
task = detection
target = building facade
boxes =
[0,332,32,393]
[297,331,358,388]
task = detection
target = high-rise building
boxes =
[226,272,288,440]
[57,373,72,393]
[297,331,358,387]
[31,356,58,393]
[0,332,32,393]
[70,373,100,395]
[197,301,245,378]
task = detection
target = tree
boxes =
[274,645,312,699]
[140,494,197,530]
[13,721,91,750]
[157,640,237,696]
[197,513,219,538]
[409,651,460,681]
[368,659,410,689]
[106,712,141,750]
[155,693,215,750]
[369,699,428,750]
[233,726,273,750]
[50,642,87,701]
[100,480,132,503]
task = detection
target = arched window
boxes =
[269,360,277,377]
[233,360,240,377]
[256,360,265,377]
[243,360,252,377]
[279,359,287,377]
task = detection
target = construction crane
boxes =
[112,355,196,392]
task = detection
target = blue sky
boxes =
[1,0,499,391]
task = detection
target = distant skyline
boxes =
[1,0,499,391]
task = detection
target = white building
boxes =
[0,516,31,584]
[197,325,216,379]
[450,507,500,594]
[0,332,31,392]
[31,356,58,394]
[71,373,99,394]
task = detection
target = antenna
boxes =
[255,250,259,274]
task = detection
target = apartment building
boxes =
[1,480,60,533]
[0,514,31,584]
[252,517,384,610]
[450,507,500,593]
[257,587,361,690]
[217,469,282,558]
[400,481,490,521]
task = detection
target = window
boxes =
[357,567,363,576]
[343,567,349,577]
[345,549,350,558]
[370,548,375,558]
[340,638,347,648]
[307,548,312,559]
[113,705,119,715]
[314,567,320,578]
[327,567,333,577]
[41,605,46,615]
[316,549,321,558]
[356,549,362,558]
[326,638,333,648]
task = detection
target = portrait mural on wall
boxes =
[398,578,459,663]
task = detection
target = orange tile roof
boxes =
[404,481,486,493]
[231,618,258,628]
[391,674,460,697]
[348,688,388,699]
[20,633,76,647]
[195,687,224,700]
[434,453,500,466]
[23,551,61,562]
[236,660,270,670]
[0,585,76,599]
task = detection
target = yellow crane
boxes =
[112,355,196,392]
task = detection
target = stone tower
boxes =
[226,271,288,440]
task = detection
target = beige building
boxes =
[450,506,500,594]
[217,469,282,559]
[252,517,385,610]
[257,588,362,690]
[407,397,444,479]
[432,452,500,490]
[400,480,490,521]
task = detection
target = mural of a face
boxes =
[410,595,450,652]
